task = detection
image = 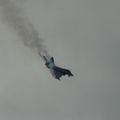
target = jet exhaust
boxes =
[0,0,49,58]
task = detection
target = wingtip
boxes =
[71,73,74,76]
[68,73,74,77]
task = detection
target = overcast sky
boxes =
[0,0,120,120]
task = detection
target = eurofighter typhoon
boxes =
[43,56,73,80]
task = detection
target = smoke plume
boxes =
[0,0,49,59]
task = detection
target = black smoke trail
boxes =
[0,0,50,59]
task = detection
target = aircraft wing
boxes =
[50,66,73,80]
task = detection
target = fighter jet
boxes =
[43,56,73,80]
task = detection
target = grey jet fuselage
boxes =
[43,56,73,80]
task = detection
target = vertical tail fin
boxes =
[50,57,54,63]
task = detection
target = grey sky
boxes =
[0,0,120,120]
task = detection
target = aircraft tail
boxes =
[50,57,54,63]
